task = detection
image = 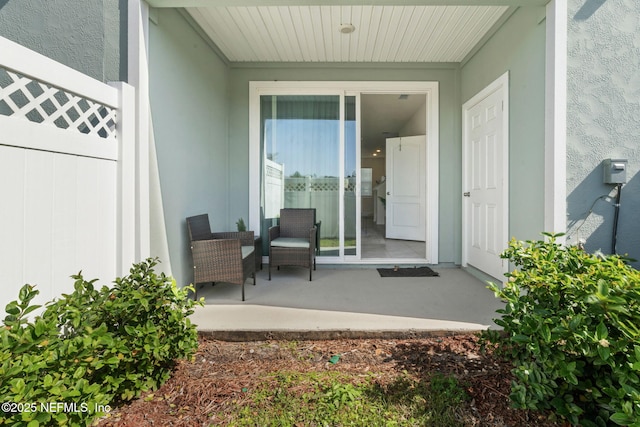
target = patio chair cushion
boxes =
[241,246,255,259]
[270,237,311,249]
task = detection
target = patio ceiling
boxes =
[145,1,546,154]
[184,5,511,63]
[146,1,549,63]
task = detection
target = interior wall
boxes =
[149,9,230,286]
[400,103,427,137]
[461,6,547,244]
[363,100,426,220]
[361,157,386,217]
[228,65,460,263]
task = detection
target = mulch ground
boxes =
[96,333,561,426]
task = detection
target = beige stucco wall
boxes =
[566,0,640,264]
[0,0,125,82]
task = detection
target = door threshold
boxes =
[320,258,429,265]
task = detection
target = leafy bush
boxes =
[1,258,202,426]
[486,233,640,426]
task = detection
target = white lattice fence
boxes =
[0,69,117,139]
[0,36,135,313]
[283,177,357,239]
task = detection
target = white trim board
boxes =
[544,0,567,239]
[128,0,152,261]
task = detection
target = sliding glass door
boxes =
[250,80,439,265]
[260,94,357,259]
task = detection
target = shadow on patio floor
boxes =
[190,266,505,339]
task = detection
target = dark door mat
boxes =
[377,266,439,277]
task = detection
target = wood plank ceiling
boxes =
[187,5,509,63]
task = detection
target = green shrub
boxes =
[486,233,640,426]
[0,258,202,426]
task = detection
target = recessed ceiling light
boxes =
[376,149,381,152]
[339,24,355,34]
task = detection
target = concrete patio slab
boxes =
[190,265,505,340]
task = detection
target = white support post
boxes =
[110,81,137,275]
[128,0,152,260]
[545,0,568,239]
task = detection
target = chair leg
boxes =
[242,282,245,301]
[268,264,271,280]
[309,267,312,281]
[253,272,256,286]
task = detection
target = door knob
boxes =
[387,191,390,195]
[463,192,470,197]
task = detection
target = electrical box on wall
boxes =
[603,159,628,184]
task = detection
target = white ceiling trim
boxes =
[150,1,546,7]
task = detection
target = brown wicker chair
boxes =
[187,214,256,301]
[268,208,317,281]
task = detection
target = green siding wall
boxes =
[228,65,461,263]
[461,6,547,244]
[149,8,230,287]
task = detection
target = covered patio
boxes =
[143,2,557,293]
[190,266,505,339]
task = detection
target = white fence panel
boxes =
[264,159,284,219]
[0,36,133,313]
[0,146,118,309]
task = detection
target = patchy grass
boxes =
[97,336,561,426]
[223,370,470,427]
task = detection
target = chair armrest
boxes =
[309,226,317,251]
[192,232,215,241]
[212,231,255,247]
[269,225,281,242]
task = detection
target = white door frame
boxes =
[249,81,439,264]
[461,72,509,278]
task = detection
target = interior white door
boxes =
[463,76,508,280]
[385,136,426,241]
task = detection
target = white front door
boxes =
[385,135,426,241]
[462,73,509,281]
